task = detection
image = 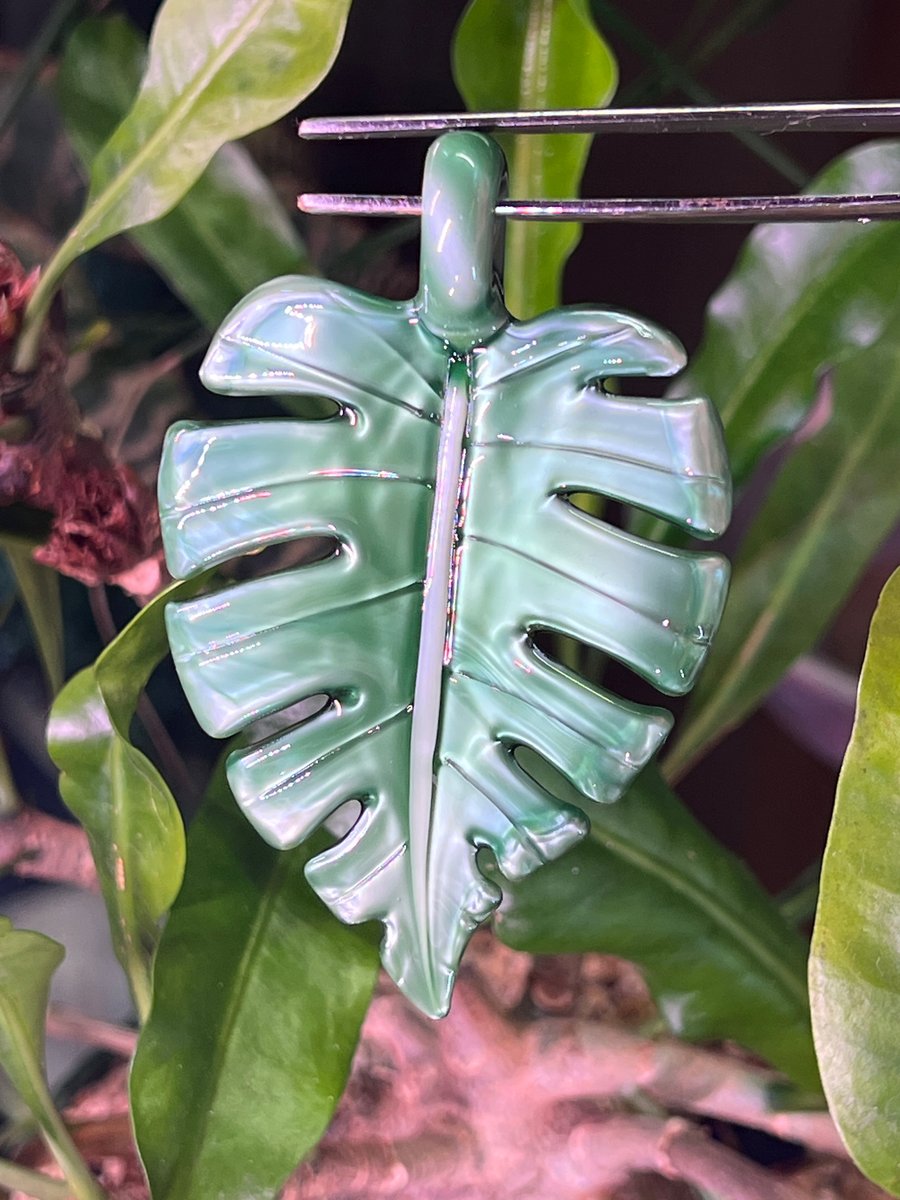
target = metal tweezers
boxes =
[297,101,900,224]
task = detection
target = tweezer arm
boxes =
[298,192,900,224]
[299,101,900,140]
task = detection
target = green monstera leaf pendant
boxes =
[159,133,731,1017]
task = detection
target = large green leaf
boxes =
[498,762,820,1092]
[47,577,206,1022]
[810,567,900,1193]
[58,15,307,330]
[16,0,350,366]
[0,920,104,1200]
[667,325,900,778]
[453,0,617,317]
[158,134,730,1020]
[131,766,379,1200]
[672,140,900,491]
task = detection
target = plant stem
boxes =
[88,586,197,805]
[37,1093,106,1200]
[687,0,789,74]
[0,734,21,816]
[0,0,84,140]
[592,1,807,187]
[13,232,80,372]
[0,1157,71,1200]
[7,1010,106,1200]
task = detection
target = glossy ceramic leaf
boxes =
[453,0,617,317]
[159,133,730,1018]
[668,319,900,778]
[810,567,900,1192]
[497,762,820,1091]
[58,15,307,330]
[18,0,349,365]
[0,920,104,1200]
[131,765,379,1200]
[47,577,206,1022]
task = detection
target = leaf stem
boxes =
[88,586,197,806]
[0,1157,71,1200]
[4,1007,106,1200]
[0,735,21,817]
[13,233,81,372]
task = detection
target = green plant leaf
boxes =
[810,567,900,1193]
[158,132,730,1020]
[497,761,820,1092]
[452,0,617,317]
[0,1158,70,1200]
[17,0,350,366]
[0,920,104,1200]
[667,328,900,778]
[58,14,307,330]
[131,765,379,1200]
[47,577,207,1022]
[671,139,900,491]
[1,536,64,697]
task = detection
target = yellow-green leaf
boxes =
[58,15,308,330]
[810,566,900,1194]
[47,577,206,1022]
[0,920,103,1200]
[453,0,617,317]
[17,0,350,366]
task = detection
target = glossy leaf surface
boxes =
[131,766,379,1200]
[0,920,104,1200]
[672,140,900,491]
[498,762,820,1091]
[47,578,205,1022]
[160,133,730,1018]
[18,0,349,364]
[58,15,307,329]
[668,310,900,778]
[810,568,900,1192]
[453,0,617,317]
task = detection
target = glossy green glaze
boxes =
[158,132,731,1018]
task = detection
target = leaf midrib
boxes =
[79,0,283,247]
[593,822,809,1013]
[712,219,898,433]
[164,851,291,1199]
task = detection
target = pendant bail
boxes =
[417,132,508,353]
